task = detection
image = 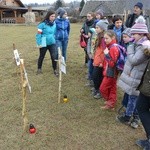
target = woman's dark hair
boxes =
[42,10,55,22]
[112,15,123,24]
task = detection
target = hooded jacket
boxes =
[118,37,150,96]
[55,17,70,41]
[103,39,119,78]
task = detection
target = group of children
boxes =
[81,10,150,131]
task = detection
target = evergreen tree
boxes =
[55,0,63,10]
[79,0,85,12]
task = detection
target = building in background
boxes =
[0,0,47,24]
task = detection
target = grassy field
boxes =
[0,24,144,150]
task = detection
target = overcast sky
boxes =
[21,0,79,4]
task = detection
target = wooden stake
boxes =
[58,47,62,103]
[20,59,28,132]
[123,9,127,23]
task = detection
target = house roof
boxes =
[0,5,46,12]
[80,0,125,16]
[80,0,150,16]
[15,0,25,7]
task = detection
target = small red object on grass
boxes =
[29,124,36,134]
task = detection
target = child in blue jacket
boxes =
[55,8,70,62]
[36,10,58,76]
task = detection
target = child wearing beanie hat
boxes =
[117,15,150,129]
[57,8,67,18]
[96,19,109,31]
[121,28,134,48]
[55,8,70,61]
[94,9,105,27]
[131,16,149,34]
[91,20,109,99]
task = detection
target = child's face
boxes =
[62,13,67,18]
[122,34,131,43]
[115,19,123,29]
[87,13,93,21]
[96,14,101,20]
[95,26,103,34]
[104,34,114,44]
[132,33,143,42]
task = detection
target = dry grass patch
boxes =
[0,24,144,150]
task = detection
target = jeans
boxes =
[122,93,128,107]
[38,44,57,71]
[56,40,68,62]
[88,59,94,80]
[137,92,150,138]
[125,94,138,117]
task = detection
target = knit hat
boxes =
[122,28,132,37]
[134,2,143,10]
[96,9,104,17]
[131,16,148,34]
[57,8,67,18]
[96,19,109,31]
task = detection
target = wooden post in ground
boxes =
[20,59,28,132]
[58,47,62,103]
[123,9,127,23]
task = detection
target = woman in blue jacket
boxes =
[36,10,58,76]
[55,8,70,62]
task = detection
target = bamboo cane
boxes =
[58,47,62,103]
[20,59,28,132]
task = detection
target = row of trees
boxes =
[26,0,85,12]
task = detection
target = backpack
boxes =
[109,44,127,71]
[114,44,127,71]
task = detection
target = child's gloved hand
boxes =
[104,48,109,55]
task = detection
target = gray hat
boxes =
[57,8,66,18]
[96,19,109,31]
[122,28,132,37]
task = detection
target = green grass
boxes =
[0,24,144,150]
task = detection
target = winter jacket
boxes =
[118,37,150,96]
[55,17,70,41]
[93,38,106,67]
[103,39,119,78]
[138,45,150,97]
[36,21,56,46]
[125,14,150,31]
[81,19,95,44]
[81,19,95,35]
